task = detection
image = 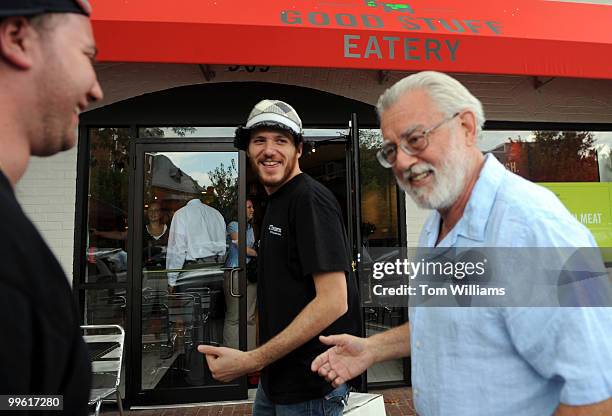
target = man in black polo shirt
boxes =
[0,1,103,414]
[198,100,361,414]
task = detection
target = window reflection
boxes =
[82,288,127,328]
[139,127,217,138]
[138,127,347,139]
[87,128,131,284]
[359,129,404,383]
[141,151,238,390]
[485,131,600,182]
[482,129,612,251]
[359,129,399,248]
[81,288,127,397]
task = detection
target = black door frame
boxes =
[128,139,248,406]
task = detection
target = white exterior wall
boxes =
[18,63,612,276]
[15,146,78,281]
[90,63,612,124]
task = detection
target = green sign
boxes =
[540,182,612,251]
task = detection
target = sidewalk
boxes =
[100,387,415,415]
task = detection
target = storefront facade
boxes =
[14,0,612,408]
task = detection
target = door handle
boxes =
[229,268,242,298]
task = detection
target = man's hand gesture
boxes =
[311,334,375,387]
[198,345,258,382]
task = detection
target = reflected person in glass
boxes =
[166,198,226,289]
[223,198,257,350]
[143,201,169,268]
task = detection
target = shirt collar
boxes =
[0,170,13,195]
[268,173,305,199]
[187,198,202,206]
[422,153,505,245]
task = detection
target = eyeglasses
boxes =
[376,112,460,168]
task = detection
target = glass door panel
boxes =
[358,128,407,384]
[133,144,247,405]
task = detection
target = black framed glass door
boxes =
[129,141,248,405]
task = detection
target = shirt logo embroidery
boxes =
[268,224,282,237]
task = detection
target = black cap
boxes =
[0,0,91,17]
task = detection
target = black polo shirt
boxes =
[258,173,361,404]
[0,171,91,415]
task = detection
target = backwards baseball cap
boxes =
[234,99,303,150]
[0,0,91,17]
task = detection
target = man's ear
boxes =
[245,136,255,158]
[459,111,478,147]
[0,17,37,70]
[297,142,303,158]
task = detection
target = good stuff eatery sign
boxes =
[280,0,502,63]
[91,0,612,78]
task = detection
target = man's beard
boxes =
[396,137,470,210]
[250,154,298,190]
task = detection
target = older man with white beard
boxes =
[311,71,612,416]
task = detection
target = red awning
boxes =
[91,0,612,79]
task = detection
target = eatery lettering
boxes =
[344,35,459,62]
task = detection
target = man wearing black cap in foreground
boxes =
[199,100,361,415]
[0,1,102,413]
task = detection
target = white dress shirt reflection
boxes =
[166,199,226,286]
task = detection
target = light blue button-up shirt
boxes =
[224,221,255,268]
[410,154,612,415]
